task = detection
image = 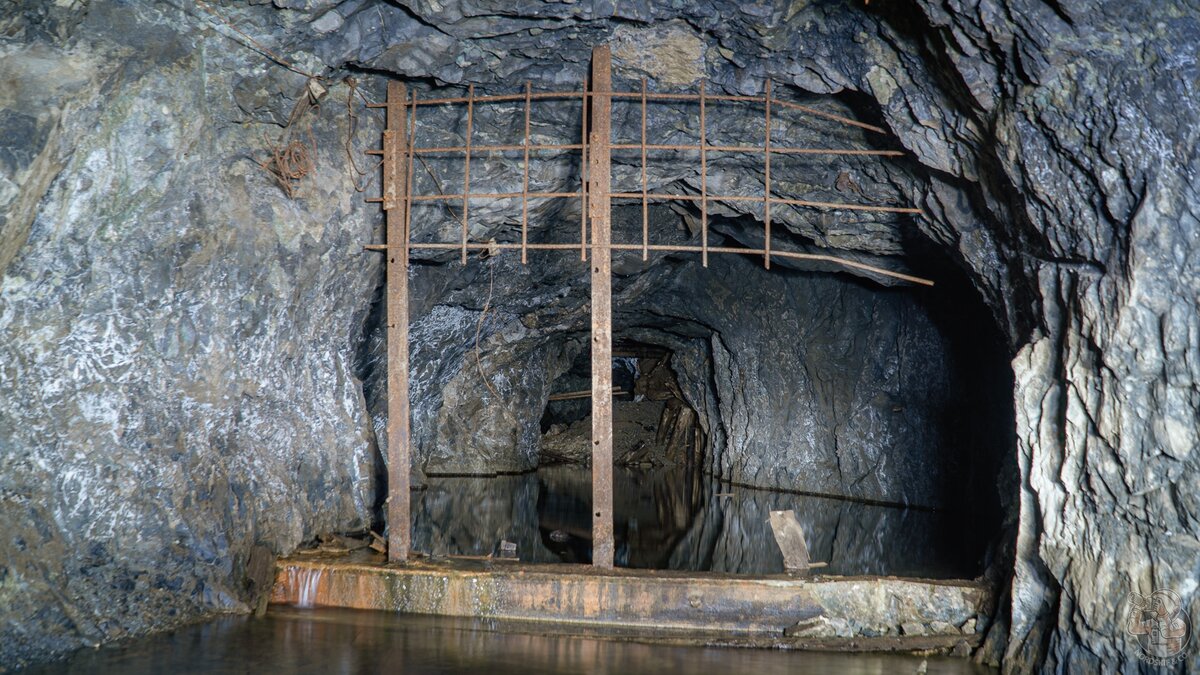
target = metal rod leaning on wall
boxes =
[384,81,412,563]
[700,80,708,268]
[405,92,417,258]
[522,82,531,265]
[461,84,474,265]
[764,79,772,270]
[580,78,589,262]
[641,77,649,262]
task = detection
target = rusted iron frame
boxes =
[764,79,773,270]
[384,81,412,564]
[588,45,615,570]
[521,82,532,265]
[460,84,475,265]
[363,241,933,286]
[367,58,930,575]
[641,78,649,262]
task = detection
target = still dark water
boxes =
[415,465,984,578]
[33,607,995,674]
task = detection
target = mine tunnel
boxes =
[413,221,1016,580]
[5,1,1192,673]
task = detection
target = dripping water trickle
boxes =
[293,566,324,608]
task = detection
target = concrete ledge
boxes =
[271,553,990,650]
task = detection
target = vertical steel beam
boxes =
[588,46,614,569]
[385,81,412,563]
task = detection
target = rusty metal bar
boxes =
[411,90,588,106]
[413,143,585,154]
[764,79,772,270]
[461,84,474,265]
[521,82,531,265]
[411,191,583,202]
[609,144,901,156]
[408,143,899,156]
[641,77,649,262]
[384,81,411,564]
[588,45,615,570]
[580,76,589,262]
[607,192,922,214]
[362,241,934,286]
[410,89,889,135]
[699,80,708,268]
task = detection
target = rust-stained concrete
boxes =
[271,553,990,652]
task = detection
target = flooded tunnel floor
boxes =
[34,607,997,674]
[414,465,986,579]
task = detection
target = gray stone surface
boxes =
[2,0,1197,672]
[0,3,383,667]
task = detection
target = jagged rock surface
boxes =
[2,0,1196,672]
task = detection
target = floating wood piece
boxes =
[368,531,387,554]
[768,509,812,575]
[589,45,615,570]
[498,540,518,560]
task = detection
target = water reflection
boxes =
[33,608,995,674]
[414,465,982,578]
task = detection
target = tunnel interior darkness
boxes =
[411,202,1016,580]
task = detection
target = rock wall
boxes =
[1,3,383,667]
[2,0,1196,672]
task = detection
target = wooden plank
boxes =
[385,81,412,563]
[768,510,811,575]
[588,45,614,569]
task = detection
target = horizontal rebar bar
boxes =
[413,143,584,154]
[390,191,920,214]
[363,242,933,285]
[607,192,923,214]
[378,143,901,157]
[610,144,903,156]
[410,191,583,202]
[381,89,886,134]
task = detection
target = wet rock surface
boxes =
[2,0,1197,672]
